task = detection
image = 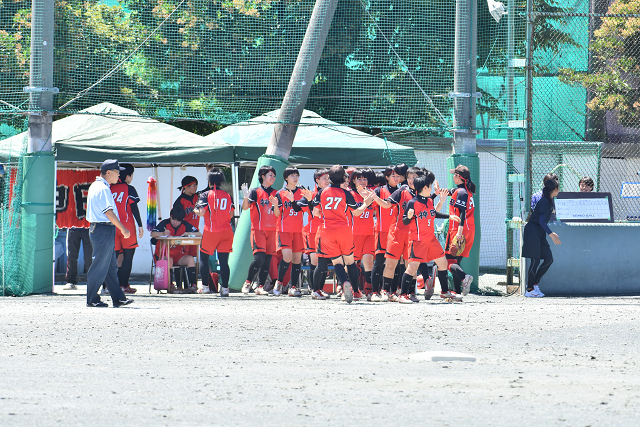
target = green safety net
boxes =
[0,134,37,296]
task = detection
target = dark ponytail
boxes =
[466,178,476,194]
[543,178,559,201]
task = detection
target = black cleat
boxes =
[87,301,109,308]
[113,298,134,308]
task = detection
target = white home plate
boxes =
[410,351,476,362]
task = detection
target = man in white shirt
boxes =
[85,159,134,307]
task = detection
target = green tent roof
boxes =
[206,109,417,167]
[0,103,234,167]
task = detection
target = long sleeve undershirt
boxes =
[130,203,143,228]
[538,212,553,235]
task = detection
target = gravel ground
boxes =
[1,284,640,426]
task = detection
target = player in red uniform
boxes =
[394,163,408,185]
[347,168,389,299]
[150,206,202,290]
[194,169,234,296]
[274,166,313,297]
[311,165,374,303]
[370,166,401,301]
[348,169,375,296]
[436,165,476,299]
[173,176,200,258]
[381,166,424,302]
[240,166,280,295]
[302,168,330,296]
[399,172,458,303]
[110,164,144,294]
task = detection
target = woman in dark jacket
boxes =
[522,179,561,297]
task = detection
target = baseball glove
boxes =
[449,235,466,256]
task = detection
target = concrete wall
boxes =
[534,223,640,295]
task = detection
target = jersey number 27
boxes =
[323,197,342,210]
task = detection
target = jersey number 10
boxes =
[215,198,228,211]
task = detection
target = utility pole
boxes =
[449,0,480,292]
[227,0,339,290]
[451,0,478,155]
[24,0,56,293]
[525,1,534,208]
[506,0,516,282]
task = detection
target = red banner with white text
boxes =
[56,169,100,229]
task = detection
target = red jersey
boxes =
[196,187,234,233]
[405,196,438,241]
[248,186,277,231]
[313,185,358,229]
[276,187,308,233]
[374,184,398,232]
[388,185,415,236]
[111,182,140,224]
[173,193,199,229]
[307,188,321,234]
[351,189,375,236]
[448,186,475,236]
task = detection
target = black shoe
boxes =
[87,301,109,308]
[113,298,134,308]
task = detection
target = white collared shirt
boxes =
[86,176,119,223]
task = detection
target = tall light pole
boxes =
[506,0,516,281]
[449,0,481,292]
[452,0,479,155]
[23,0,56,293]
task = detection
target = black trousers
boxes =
[66,228,93,284]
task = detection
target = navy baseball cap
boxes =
[101,159,125,172]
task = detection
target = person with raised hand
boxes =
[240,166,280,295]
[273,166,313,297]
[311,165,374,303]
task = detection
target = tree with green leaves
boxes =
[560,0,640,129]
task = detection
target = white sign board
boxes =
[555,195,612,222]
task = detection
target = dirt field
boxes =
[1,284,639,426]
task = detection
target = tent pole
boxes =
[231,161,240,227]
[170,167,174,213]
[155,166,162,220]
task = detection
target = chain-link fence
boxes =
[537,1,640,222]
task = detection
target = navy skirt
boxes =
[521,222,553,260]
